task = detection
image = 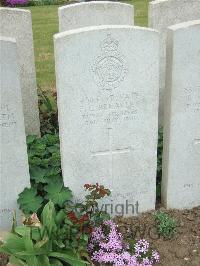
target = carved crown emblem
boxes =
[101,34,119,53]
[91,34,128,91]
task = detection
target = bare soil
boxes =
[114,206,200,266]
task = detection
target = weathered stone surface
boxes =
[59,1,134,32]
[54,25,159,216]
[149,0,200,123]
[0,37,30,230]
[0,8,40,135]
[162,20,200,209]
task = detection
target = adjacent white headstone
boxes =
[54,25,159,216]
[162,20,200,209]
[0,8,40,136]
[149,0,200,123]
[0,37,30,230]
[59,2,134,32]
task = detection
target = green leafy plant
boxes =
[156,127,163,201]
[38,88,58,135]
[2,184,111,265]
[17,130,111,263]
[0,201,89,266]
[56,183,111,258]
[27,0,67,6]
[18,134,72,216]
[81,183,111,226]
[154,211,177,238]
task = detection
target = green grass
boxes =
[26,5,58,89]
[129,0,149,26]
[26,0,149,89]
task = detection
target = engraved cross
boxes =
[91,128,132,180]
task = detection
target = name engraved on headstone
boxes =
[183,183,200,189]
[0,208,12,214]
[113,189,149,200]
[91,34,128,90]
[0,104,16,127]
[80,91,140,126]
[183,86,200,112]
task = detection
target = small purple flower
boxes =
[90,226,104,242]
[152,250,160,263]
[135,239,150,255]
[142,257,153,265]
[6,0,28,7]
[88,220,159,265]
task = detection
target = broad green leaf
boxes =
[49,259,63,266]
[29,157,42,166]
[30,166,48,183]
[18,187,43,214]
[33,143,46,152]
[45,167,61,177]
[9,255,27,266]
[15,226,31,237]
[16,249,47,256]
[22,227,34,253]
[31,227,42,242]
[47,146,59,154]
[3,233,25,252]
[49,154,61,167]
[55,209,66,225]
[49,252,89,266]
[42,134,59,146]
[44,179,72,207]
[27,135,37,145]
[41,201,56,236]
[0,245,12,255]
[26,255,40,266]
[38,255,50,266]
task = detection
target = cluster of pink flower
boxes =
[5,0,28,7]
[88,220,159,266]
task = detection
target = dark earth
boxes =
[114,205,200,266]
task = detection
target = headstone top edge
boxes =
[150,0,200,6]
[0,36,16,43]
[54,24,158,40]
[0,7,30,14]
[168,20,200,31]
[59,1,133,11]
[150,0,177,5]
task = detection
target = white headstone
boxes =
[0,8,40,136]
[59,1,134,32]
[0,37,30,230]
[54,25,159,216]
[162,20,200,209]
[149,0,200,123]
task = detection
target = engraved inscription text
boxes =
[0,104,16,127]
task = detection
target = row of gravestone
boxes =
[0,1,200,230]
[1,1,200,135]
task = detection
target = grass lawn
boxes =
[27,0,149,89]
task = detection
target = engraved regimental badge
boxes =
[92,34,128,90]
